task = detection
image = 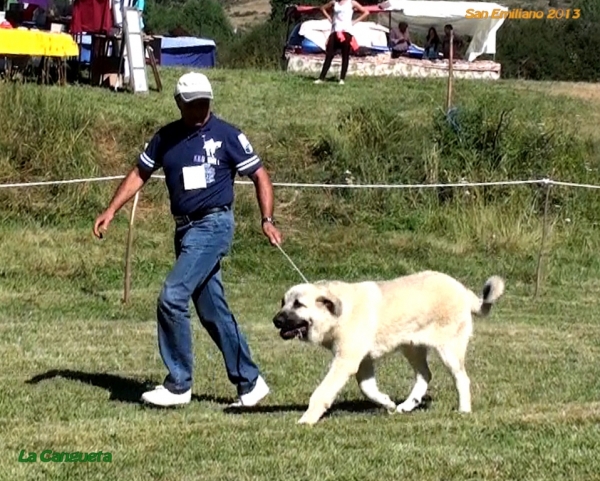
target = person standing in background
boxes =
[314,0,369,85]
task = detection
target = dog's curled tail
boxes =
[471,275,505,317]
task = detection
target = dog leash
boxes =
[274,242,332,374]
[275,243,310,283]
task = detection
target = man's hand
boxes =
[263,221,283,246]
[93,208,115,239]
[91,165,149,240]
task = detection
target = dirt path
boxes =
[226,0,271,29]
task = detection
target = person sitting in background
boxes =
[390,21,411,59]
[422,27,441,61]
[442,24,464,60]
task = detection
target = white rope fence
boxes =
[0,175,598,190]
[0,175,127,189]
[0,175,584,190]
[0,174,598,300]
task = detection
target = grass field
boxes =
[1,67,600,480]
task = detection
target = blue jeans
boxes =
[156,209,261,396]
[423,47,439,60]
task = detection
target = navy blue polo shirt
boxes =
[137,113,263,216]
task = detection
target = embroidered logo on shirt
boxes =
[203,138,223,165]
[237,133,253,154]
[205,164,216,184]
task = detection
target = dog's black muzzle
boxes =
[272,311,309,340]
[272,312,287,329]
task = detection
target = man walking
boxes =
[93,72,282,408]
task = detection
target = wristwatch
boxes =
[261,216,275,225]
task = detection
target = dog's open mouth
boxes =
[279,321,309,340]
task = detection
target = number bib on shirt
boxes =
[182,165,207,190]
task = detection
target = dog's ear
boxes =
[316,295,342,317]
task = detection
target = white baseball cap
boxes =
[174,72,213,102]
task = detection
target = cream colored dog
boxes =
[272,270,505,425]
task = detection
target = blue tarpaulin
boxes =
[159,36,216,68]
[76,35,95,64]
[74,35,217,68]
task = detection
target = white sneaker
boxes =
[229,376,269,408]
[339,79,345,85]
[141,385,191,407]
[314,79,323,84]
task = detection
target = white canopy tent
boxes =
[376,0,509,61]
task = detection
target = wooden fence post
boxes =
[123,191,140,304]
[534,180,552,298]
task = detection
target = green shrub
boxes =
[306,101,597,226]
[497,0,600,81]
[219,20,288,70]
[144,0,234,46]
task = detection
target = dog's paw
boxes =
[381,397,397,414]
[381,398,397,414]
[298,413,321,425]
[396,398,420,413]
[298,418,318,426]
